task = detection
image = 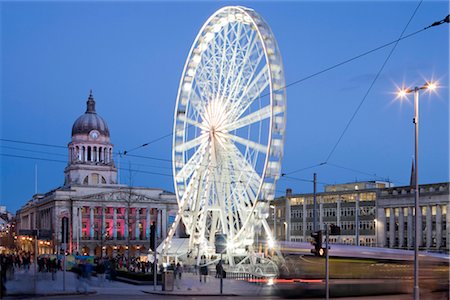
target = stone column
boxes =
[102,207,106,242]
[113,207,117,240]
[146,208,151,239]
[436,205,442,249]
[285,196,291,241]
[417,206,423,247]
[124,208,129,239]
[161,208,167,239]
[302,201,307,241]
[376,208,386,247]
[336,200,342,244]
[426,206,432,248]
[389,208,395,248]
[446,206,450,251]
[398,208,404,248]
[72,206,78,251]
[135,208,140,240]
[90,207,94,239]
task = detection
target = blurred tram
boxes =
[275,241,449,295]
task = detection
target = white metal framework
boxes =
[163,6,286,264]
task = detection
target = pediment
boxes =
[74,189,159,203]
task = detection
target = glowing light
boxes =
[268,238,275,248]
[397,88,409,98]
[426,81,437,91]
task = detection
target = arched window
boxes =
[99,147,102,162]
[92,173,99,184]
[83,176,89,185]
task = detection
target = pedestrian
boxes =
[199,255,207,283]
[176,262,182,279]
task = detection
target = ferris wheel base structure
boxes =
[161,5,287,274]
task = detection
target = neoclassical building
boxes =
[16,92,180,257]
[271,181,449,253]
[270,181,389,247]
[376,182,449,251]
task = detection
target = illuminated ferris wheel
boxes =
[163,6,286,261]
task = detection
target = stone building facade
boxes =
[16,92,180,257]
[376,182,449,252]
[271,181,449,253]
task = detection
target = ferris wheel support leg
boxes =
[261,219,285,261]
[161,213,182,259]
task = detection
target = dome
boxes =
[71,91,110,137]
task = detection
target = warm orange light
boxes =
[426,81,437,91]
[397,88,408,98]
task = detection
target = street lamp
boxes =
[397,81,437,300]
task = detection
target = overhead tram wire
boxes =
[0,138,66,149]
[282,6,446,180]
[1,145,67,157]
[4,15,446,187]
[324,0,425,163]
[0,153,173,178]
[117,18,441,159]
[1,142,279,181]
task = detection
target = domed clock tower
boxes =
[64,91,117,185]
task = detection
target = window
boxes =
[83,176,89,185]
[92,173,99,184]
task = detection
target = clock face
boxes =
[90,130,99,139]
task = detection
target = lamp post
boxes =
[397,81,437,300]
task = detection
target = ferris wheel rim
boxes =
[172,5,286,249]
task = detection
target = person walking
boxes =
[199,256,207,283]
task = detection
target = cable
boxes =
[122,132,174,155]
[1,153,66,164]
[326,162,388,181]
[283,162,327,176]
[324,0,424,163]
[1,145,67,157]
[280,174,330,186]
[124,154,172,163]
[120,20,437,156]
[0,138,66,149]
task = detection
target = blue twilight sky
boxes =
[1,1,449,213]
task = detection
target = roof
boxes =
[71,91,110,137]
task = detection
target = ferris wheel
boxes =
[163,6,286,262]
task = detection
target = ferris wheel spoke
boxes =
[188,89,208,119]
[178,113,206,130]
[225,30,259,110]
[175,143,207,182]
[224,132,267,154]
[225,105,271,132]
[174,133,208,153]
[230,64,269,121]
[220,22,244,103]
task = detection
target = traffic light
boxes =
[150,222,156,251]
[311,230,325,257]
